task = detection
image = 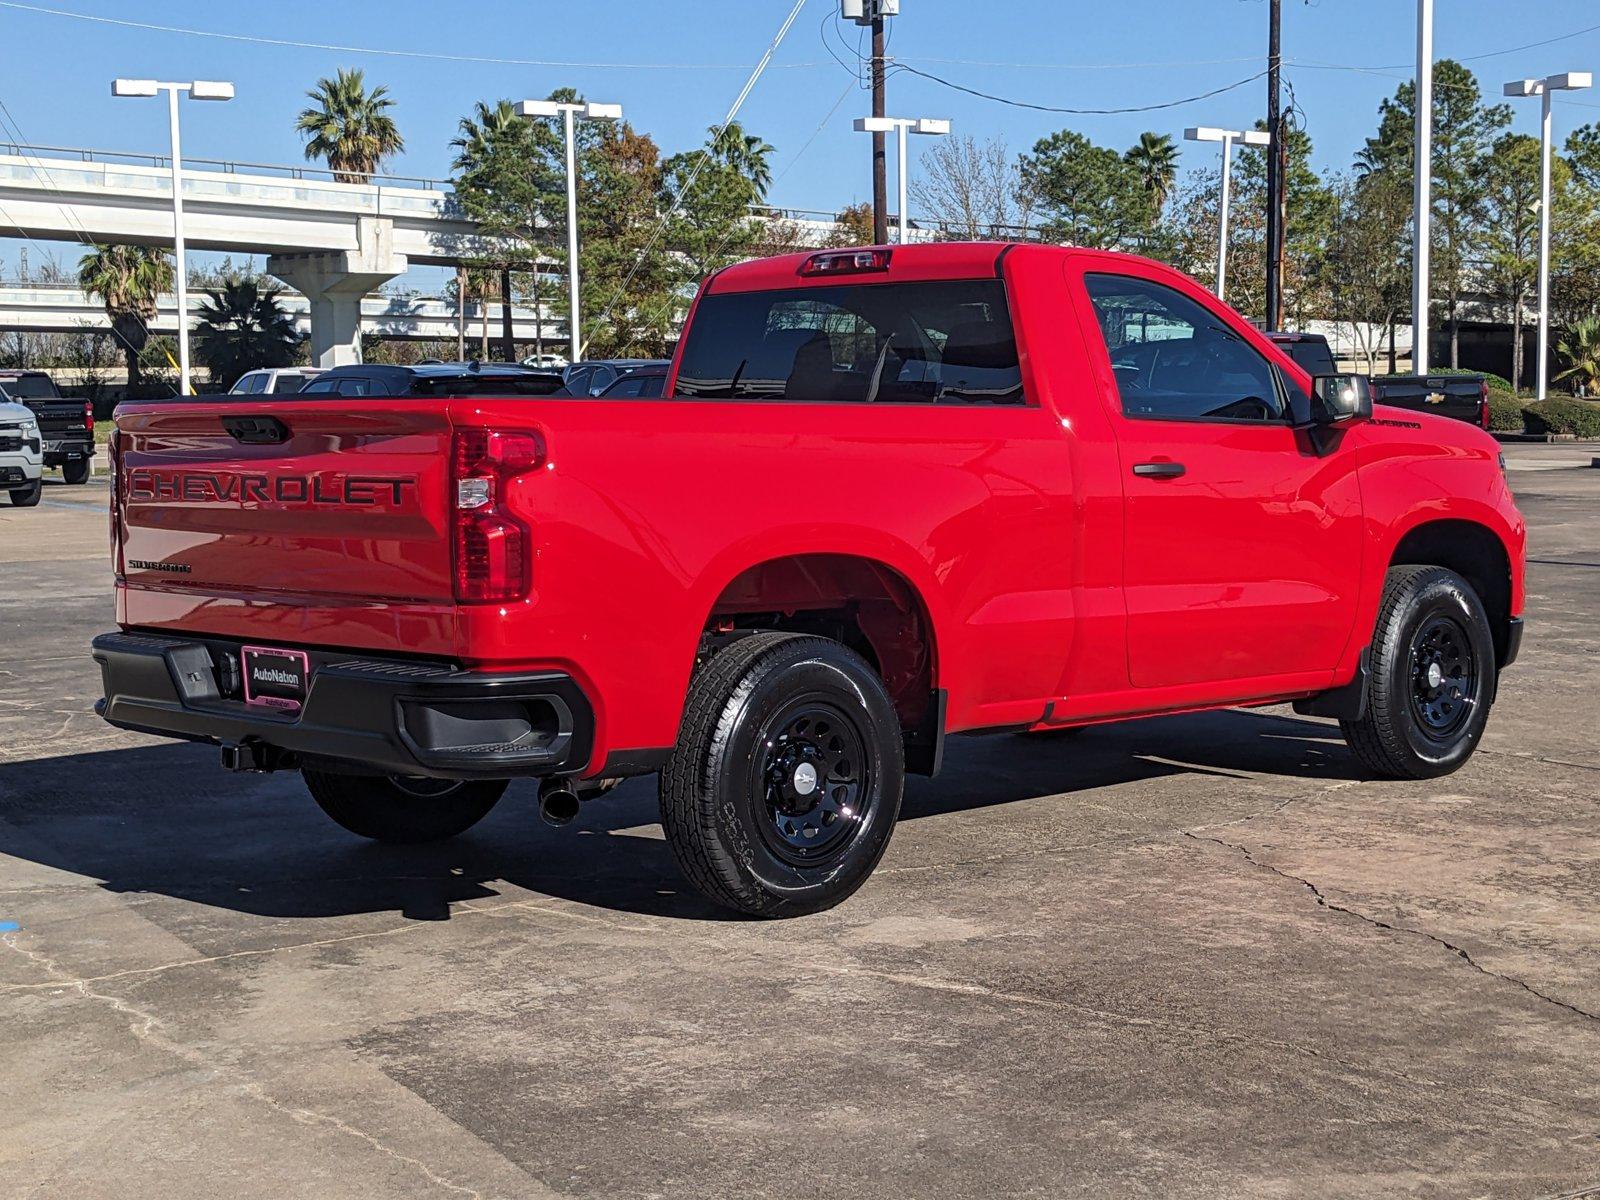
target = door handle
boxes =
[1132,461,1186,479]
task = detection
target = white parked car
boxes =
[228,368,323,397]
[0,397,43,506]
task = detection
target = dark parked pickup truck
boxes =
[1265,333,1489,430]
[0,370,94,483]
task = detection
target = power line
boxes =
[589,0,810,351]
[0,1,831,72]
[891,63,1270,115]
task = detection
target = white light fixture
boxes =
[1184,126,1271,303]
[1503,70,1593,399]
[111,78,235,397]
[853,115,951,243]
[518,99,622,361]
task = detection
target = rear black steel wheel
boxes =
[1342,565,1496,779]
[61,459,90,485]
[660,632,904,917]
[303,769,506,843]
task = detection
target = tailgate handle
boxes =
[222,415,290,445]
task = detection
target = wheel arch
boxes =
[1388,517,1516,666]
[696,547,946,774]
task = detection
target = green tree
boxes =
[1565,123,1600,190]
[77,244,172,394]
[1324,171,1413,374]
[1357,61,1510,366]
[1124,131,1180,211]
[450,99,552,360]
[1229,124,1335,327]
[1555,314,1600,395]
[1020,129,1155,250]
[708,120,775,204]
[1478,133,1547,391]
[296,68,404,183]
[824,201,875,248]
[192,277,304,387]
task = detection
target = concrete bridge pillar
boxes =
[268,218,406,368]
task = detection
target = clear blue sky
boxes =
[3,0,1600,281]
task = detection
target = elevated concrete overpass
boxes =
[0,283,560,346]
[0,146,493,367]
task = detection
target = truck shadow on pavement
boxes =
[0,708,1359,923]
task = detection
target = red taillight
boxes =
[452,428,543,603]
[1479,380,1490,430]
[84,400,94,438]
[800,248,892,277]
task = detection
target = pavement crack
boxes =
[1184,831,1600,1027]
[0,928,485,1199]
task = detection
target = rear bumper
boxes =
[41,436,92,467]
[92,631,594,779]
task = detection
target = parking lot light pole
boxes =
[1504,72,1593,400]
[111,78,234,396]
[853,116,950,244]
[517,99,622,362]
[1185,127,1271,304]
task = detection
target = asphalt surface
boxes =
[2,449,1598,1199]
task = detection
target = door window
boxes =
[1085,274,1285,422]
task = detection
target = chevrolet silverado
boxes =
[94,243,1526,916]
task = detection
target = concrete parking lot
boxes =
[2,450,1598,1199]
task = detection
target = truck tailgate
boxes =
[115,401,458,653]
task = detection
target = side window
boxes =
[336,378,374,397]
[1084,274,1285,422]
[271,374,308,394]
[604,375,644,398]
[232,373,261,394]
[566,367,594,395]
[300,378,339,395]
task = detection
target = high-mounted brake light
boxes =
[800,248,892,277]
[452,428,544,604]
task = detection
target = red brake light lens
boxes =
[1479,380,1490,430]
[452,428,544,604]
[800,248,892,277]
[84,400,94,438]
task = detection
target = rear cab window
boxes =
[676,279,1026,405]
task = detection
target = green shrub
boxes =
[1431,366,1515,393]
[1523,397,1600,438]
[1486,391,1529,433]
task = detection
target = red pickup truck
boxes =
[94,243,1526,916]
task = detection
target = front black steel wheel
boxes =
[661,633,904,917]
[1342,565,1497,779]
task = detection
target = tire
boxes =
[1341,565,1497,779]
[61,459,90,485]
[303,770,506,843]
[8,478,41,507]
[660,632,905,917]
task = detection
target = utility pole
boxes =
[845,1,898,244]
[1414,0,1434,374]
[1264,0,1285,330]
[871,14,888,244]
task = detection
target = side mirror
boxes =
[1311,374,1372,425]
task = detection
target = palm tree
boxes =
[1555,315,1600,397]
[451,99,536,361]
[192,278,303,388]
[451,99,525,175]
[1124,132,1180,211]
[78,244,172,394]
[709,120,775,204]
[295,68,404,183]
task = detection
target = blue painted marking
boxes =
[0,922,18,932]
